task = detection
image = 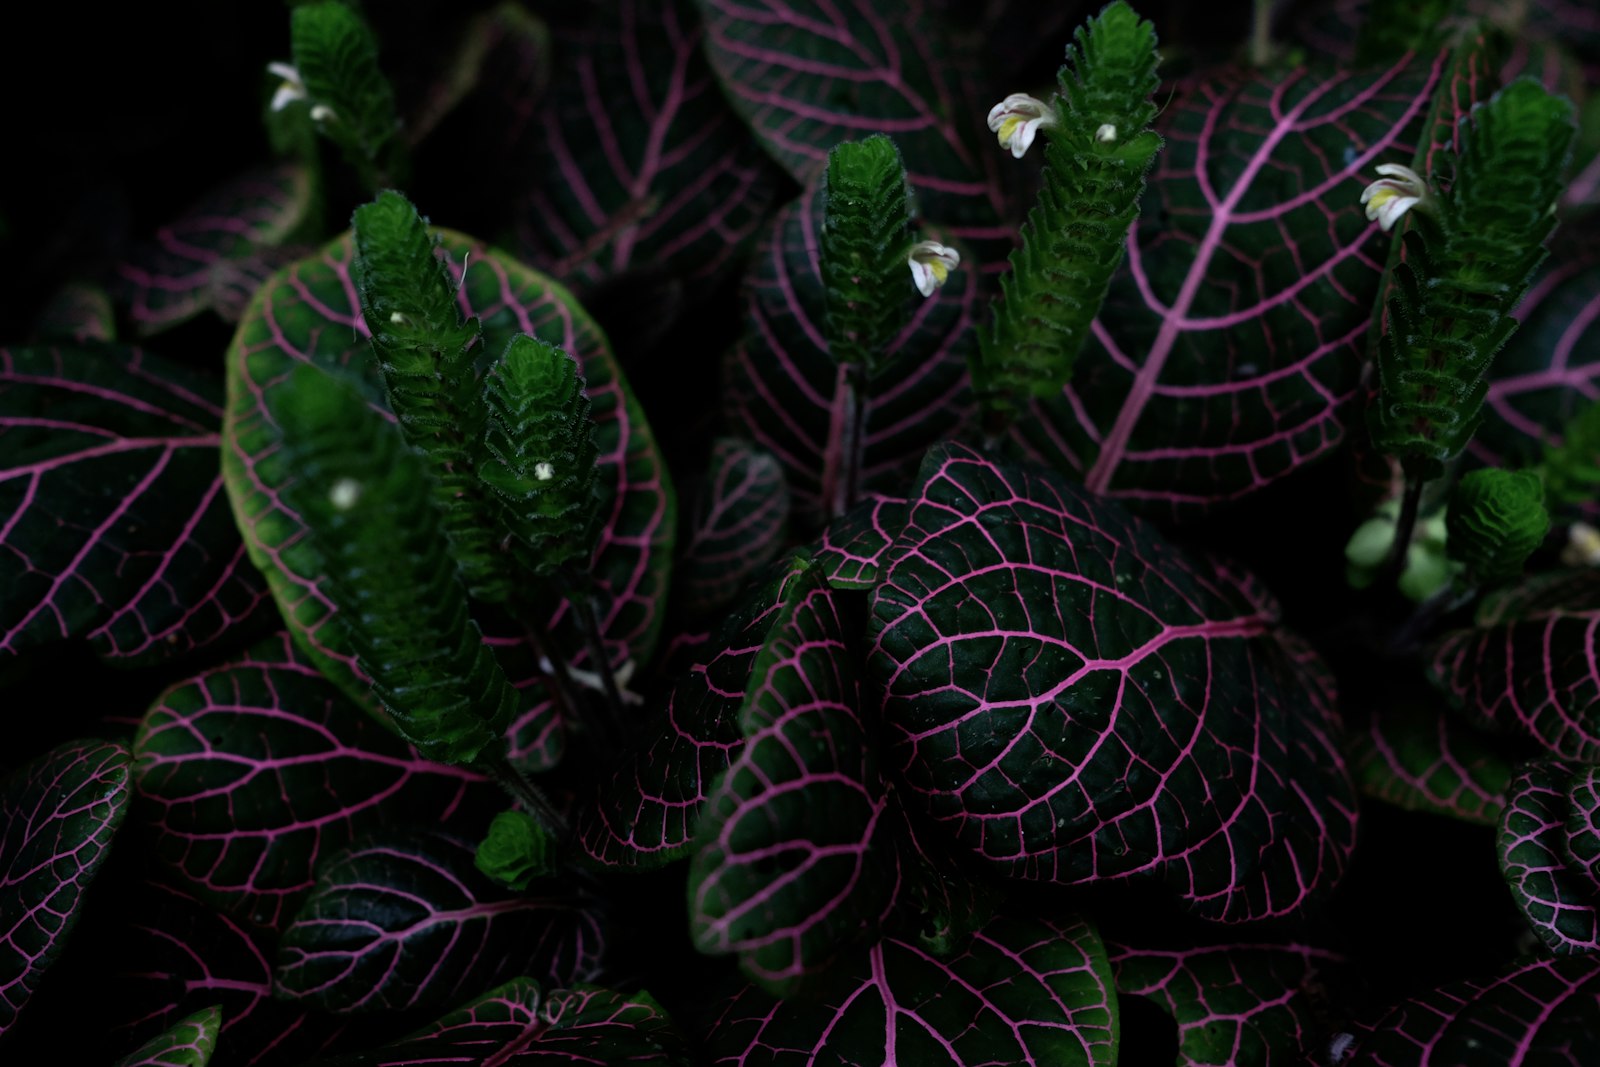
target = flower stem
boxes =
[1379,474,1426,589]
[476,752,569,841]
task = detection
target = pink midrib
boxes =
[1083,83,1323,496]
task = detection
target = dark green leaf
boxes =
[689,564,898,996]
[0,739,131,1036]
[679,439,790,617]
[305,978,693,1066]
[0,344,270,666]
[1447,468,1551,585]
[1498,760,1600,954]
[275,828,602,1014]
[705,915,1118,1067]
[134,632,488,931]
[1350,697,1513,825]
[111,1005,222,1067]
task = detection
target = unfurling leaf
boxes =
[289,2,405,187]
[819,135,918,374]
[1369,78,1577,478]
[475,808,556,890]
[974,0,1161,417]
[478,334,601,578]
[351,190,504,601]
[267,364,515,766]
[1448,468,1550,585]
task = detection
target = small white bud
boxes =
[389,311,408,325]
[309,103,337,124]
[329,478,362,510]
[534,462,555,481]
[1095,123,1117,143]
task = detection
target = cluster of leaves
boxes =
[4,0,1600,1065]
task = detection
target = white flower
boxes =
[907,240,960,297]
[1095,123,1118,143]
[1360,163,1428,232]
[1563,522,1600,567]
[267,61,306,113]
[533,461,555,482]
[309,103,338,124]
[986,93,1058,159]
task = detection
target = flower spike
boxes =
[987,93,1058,159]
[1361,163,1428,232]
[907,240,960,297]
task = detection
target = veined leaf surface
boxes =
[1498,760,1600,956]
[514,0,779,288]
[1,344,270,666]
[1351,698,1514,825]
[678,439,790,617]
[110,1005,222,1067]
[0,739,131,1036]
[690,566,899,996]
[105,880,348,1067]
[134,632,489,932]
[692,0,1010,266]
[1346,955,1600,1065]
[113,164,315,335]
[1427,569,1600,761]
[304,978,693,1066]
[869,444,1356,921]
[1013,53,1445,516]
[274,828,603,1014]
[577,564,793,869]
[1110,941,1345,1067]
[704,915,1117,1067]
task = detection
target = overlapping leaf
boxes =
[0,739,130,1036]
[513,0,779,288]
[1109,941,1344,1067]
[577,564,794,869]
[1346,955,1600,1065]
[1469,251,1600,483]
[1,344,271,666]
[221,229,674,767]
[811,493,906,590]
[1351,698,1514,825]
[692,0,1009,267]
[1011,52,1445,517]
[704,915,1117,1067]
[1499,760,1600,955]
[111,1005,222,1067]
[1427,569,1600,761]
[113,165,315,335]
[305,978,693,1066]
[105,880,348,1067]
[690,565,899,996]
[1571,765,1600,884]
[869,444,1357,921]
[275,827,603,1014]
[722,190,978,524]
[678,439,791,616]
[133,632,490,932]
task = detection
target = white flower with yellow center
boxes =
[907,240,960,297]
[267,62,307,113]
[1360,163,1428,232]
[986,93,1058,159]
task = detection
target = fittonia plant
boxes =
[4,0,1600,1064]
